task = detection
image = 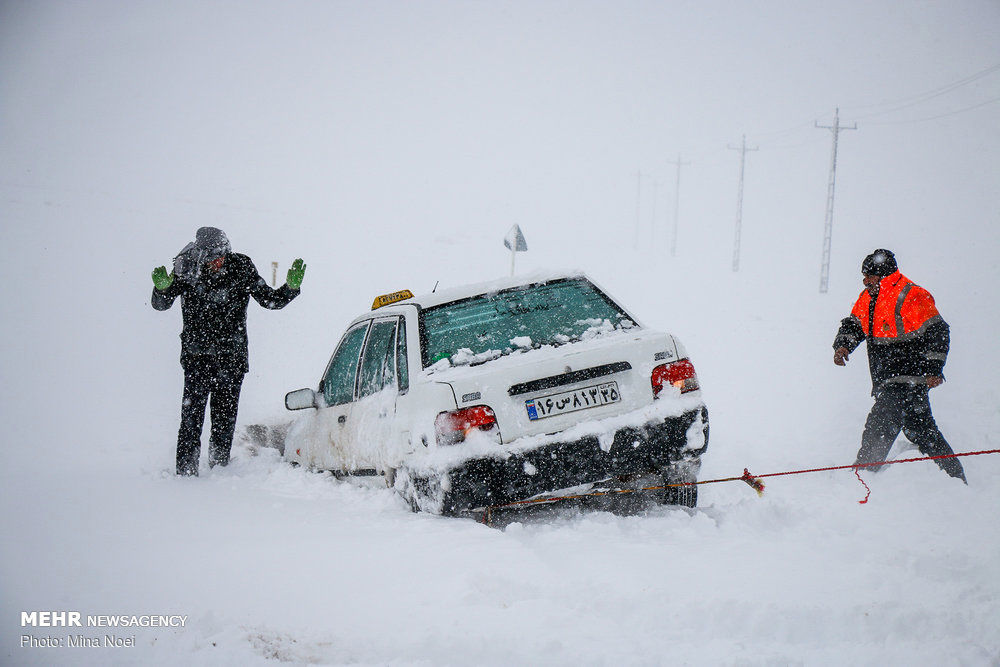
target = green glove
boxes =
[152,266,174,291]
[286,258,306,290]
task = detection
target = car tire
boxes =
[661,462,699,508]
[662,481,697,508]
[391,467,420,513]
[393,467,450,514]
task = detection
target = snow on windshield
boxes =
[420,278,635,369]
[577,318,634,341]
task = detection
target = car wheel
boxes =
[662,481,697,508]
[662,461,699,508]
[391,467,420,513]
[393,467,448,514]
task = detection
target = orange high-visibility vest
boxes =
[850,271,941,342]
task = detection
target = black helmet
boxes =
[861,249,897,277]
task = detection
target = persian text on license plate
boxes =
[525,381,620,421]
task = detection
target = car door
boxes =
[350,316,406,471]
[312,320,369,471]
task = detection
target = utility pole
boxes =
[271,261,278,287]
[667,154,691,256]
[816,107,857,293]
[633,171,642,249]
[649,180,661,246]
[728,135,758,272]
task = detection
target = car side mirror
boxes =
[285,388,319,410]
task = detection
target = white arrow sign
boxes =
[504,224,528,275]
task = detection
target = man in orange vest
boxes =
[833,249,966,482]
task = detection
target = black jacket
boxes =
[152,253,298,373]
[833,289,949,396]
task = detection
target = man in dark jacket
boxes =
[833,249,965,482]
[151,227,305,475]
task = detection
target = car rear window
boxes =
[420,278,634,368]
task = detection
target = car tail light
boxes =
[435,405,499,446]
[651,359,700,398]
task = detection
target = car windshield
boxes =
[420,278,634,368]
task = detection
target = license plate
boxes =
[525,381,620,421]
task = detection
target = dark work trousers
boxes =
[176,356,245,475]
[855,383,966,481]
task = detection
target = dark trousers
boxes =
[855,383,966,481]
[176,356,245,476]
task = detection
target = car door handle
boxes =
[338,415,347,424]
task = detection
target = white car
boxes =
[283,272,708,515]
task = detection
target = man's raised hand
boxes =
[152,266,174,291]
[286,258,306,290]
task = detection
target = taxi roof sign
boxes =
[371,289,415,310]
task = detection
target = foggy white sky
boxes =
[1,1,998,446]
[3,2,997,259]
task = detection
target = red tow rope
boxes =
[854,469,872,504]
[728,447,999,501]
[479,448,1000,523]
[740,468,765,496]
[732,449,1000,486]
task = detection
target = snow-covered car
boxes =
[283,272,708,515]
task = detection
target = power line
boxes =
[847,62,1000,119]
[753,135,830,153]
[864,95,1000,126]
[753,118,826,141]
[751,63,1000,146]
[625,61,998,267]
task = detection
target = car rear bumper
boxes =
[428,406,708,514]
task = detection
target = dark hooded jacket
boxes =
[151,252,298,373]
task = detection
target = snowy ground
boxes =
[3,2,999,665]
[10,439,1000,666]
